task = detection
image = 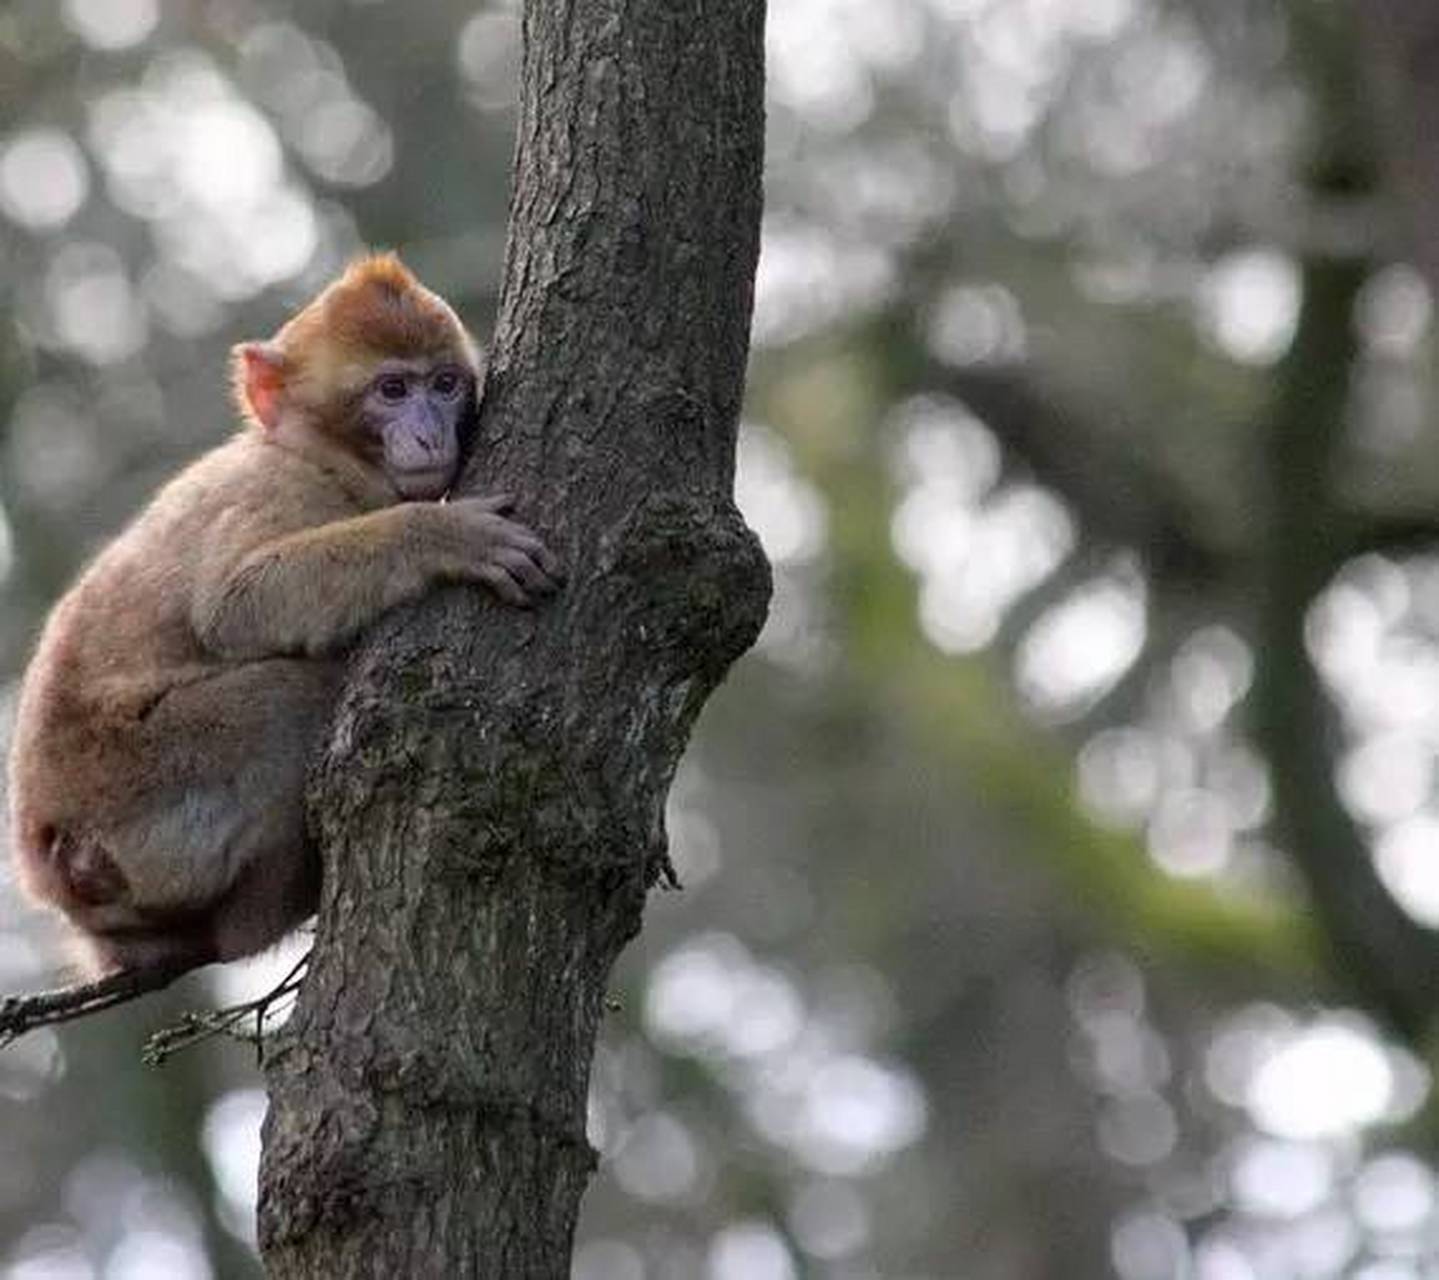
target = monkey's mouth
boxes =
[394,467,453,499]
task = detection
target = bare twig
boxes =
[0,962,193,1049]
[143,951,310,1066]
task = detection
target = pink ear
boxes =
[234,342,287,431]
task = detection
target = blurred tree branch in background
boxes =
[749,0,1439,1049]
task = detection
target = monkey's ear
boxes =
[231,342,288,431]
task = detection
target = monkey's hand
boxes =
[446,495,564,607]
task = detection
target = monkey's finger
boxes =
[473,493,516,513]
[493,547,559,595]
[476,564,532,608]
[534,543,565,582]
[489,524,565,582]
[500,532,563,581]
[495,529,565,583]
[465,514,537,552]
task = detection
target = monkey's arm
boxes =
[192,499,558,659]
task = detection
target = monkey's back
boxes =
[7,433,360,843]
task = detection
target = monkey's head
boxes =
[232,253,482,501]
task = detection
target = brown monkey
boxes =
[7,254,559,976]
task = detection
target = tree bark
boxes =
[256,0,770,1274]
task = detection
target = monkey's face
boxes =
[363,360,475,500]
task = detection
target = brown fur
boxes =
[8,255,556,975]
[230,253,479,430]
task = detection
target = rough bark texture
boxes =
[256,1,769,1275]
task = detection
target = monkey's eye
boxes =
[377,375,409,402]
[432,369,462,398]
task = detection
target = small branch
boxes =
[0,962,192,1048]
[1346,510,1439,560]
[143,951,309,1066]
[929,362,1237,587]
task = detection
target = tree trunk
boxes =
[255,0,770,1274]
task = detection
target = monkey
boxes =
[6,253,560,978]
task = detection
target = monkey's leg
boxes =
[79,772,318,972]
[63,659,338,972]
[205,790,321,963]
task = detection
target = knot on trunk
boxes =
[598,491,771,680]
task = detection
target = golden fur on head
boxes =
[231,253,480,429]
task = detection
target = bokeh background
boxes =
[4,0,1439,1276]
